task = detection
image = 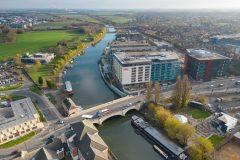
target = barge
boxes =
[131,115,188,160]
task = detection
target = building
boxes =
[0,98,44,144]
[64,120,109,160]
[112,51,180,89]
[185,49,230,81]
[21,52,55,64]
[213,112,238,134]
[62,98,77,116]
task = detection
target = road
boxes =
[1,76,240,159]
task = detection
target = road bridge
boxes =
[92,102,142,125]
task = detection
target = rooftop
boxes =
[110,40,149,48]
[187,48,229,60]
[114,51,179,65]
[0,98,39,131]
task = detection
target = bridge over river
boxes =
[68,95,144,124]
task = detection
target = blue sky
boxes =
[0,0,240,9]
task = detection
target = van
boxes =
[81,114,94,119]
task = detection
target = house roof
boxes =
[63,98,76,111]
[217,113,238,126]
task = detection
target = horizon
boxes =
[1,0,240,10]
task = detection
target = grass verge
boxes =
[34,104,46,122]
[45,93,57,104]
[0,132,36,149]
[30,85,42,95]
[209,134,224,147]
[0,83,22,91]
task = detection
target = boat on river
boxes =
[131,115,187,160]
[65,81,73,95]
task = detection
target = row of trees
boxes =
[172,75,191,110]
[148,103,195,145]
[92,27,106,46]
[148,103,214,159]
[0,25,25,43]
[38,76,56,89]
[145,82,161,103]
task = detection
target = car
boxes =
[48,135,54,140]
[10,150,18,155]
[235,81,240,85]
[56,120,64,124]
[218,84,224,87]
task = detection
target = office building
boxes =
[112,51,181,88]
[185,49,230,81]
[0,98,44,144]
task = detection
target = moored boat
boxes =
[65,81,73,95]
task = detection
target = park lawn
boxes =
[209,134,224,147]
[0,30,84,60]
[188,107,211,119]
[0,132,36,149]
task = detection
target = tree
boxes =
[182,75,190,109]
[176,123,195,145]
[38,76,43,86]
[46,79,56,89]
[5,29,16,43]
[34,59,41,70]
[148,103,156,115]
[154,82,161,103]
[172,76,183,109]
[197,95,207,105]
[13,54,22,66]
[154,107,172,127]
[145,82,152,102]
[188,137,214,160]
[164,116,181,139]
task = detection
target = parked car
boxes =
[56,120,64,124]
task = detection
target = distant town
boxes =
[0,9,240,160]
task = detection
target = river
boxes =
[63,29,162,160]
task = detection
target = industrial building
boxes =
[185,49,230,81]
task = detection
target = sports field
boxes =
[0,30,84,60]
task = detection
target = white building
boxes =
[174,114,188,124]
[21,52,55,64]
[216,112,238,133]
[112,51,180,88]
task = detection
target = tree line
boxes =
[147,103,214,160]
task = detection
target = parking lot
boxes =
[0,62,22,90]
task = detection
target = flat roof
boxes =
[114,51,179,65]
[110,40,149,48]
[187,48,229,60]
[0,97,38,131]
[145,127,184,156]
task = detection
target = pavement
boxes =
[1,76,240,159]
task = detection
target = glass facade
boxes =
[151,61,180,82]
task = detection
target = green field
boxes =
[209,134,224,147]
[0,30,84,60]
[188,107,211,119]
[101,15,134,24]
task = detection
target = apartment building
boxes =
[0,98,44,144]
[185,49,230,81]
[113,51,181,88]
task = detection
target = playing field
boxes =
[0,30,84,60]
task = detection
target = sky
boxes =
[1,0,240,9]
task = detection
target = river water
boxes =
[63,30,162,160]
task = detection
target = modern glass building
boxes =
[185,49,230,81]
